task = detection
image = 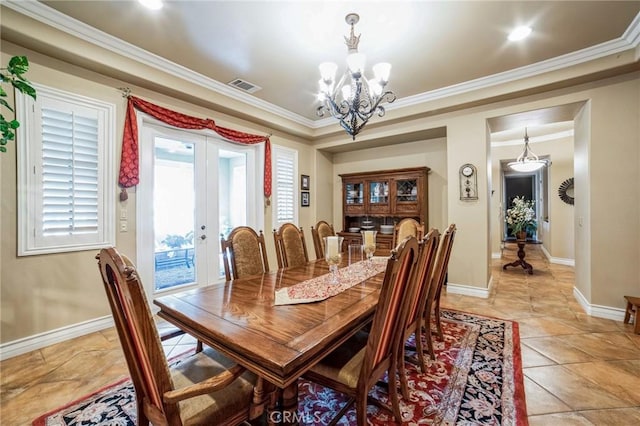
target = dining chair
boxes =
[425,223,457,341]
[303,236,420,425]
[96,247,275,426]
[311,220,336,259]
[273,222,310,268]
[392,217,425,248]
[120,252,203,353]
[221,226,270,281]
[395,229,440,399]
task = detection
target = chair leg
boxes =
[414,323,428,372]
[327,397,354,426]
[137,399,150,426]
[355,395,368,426]
[397,341,411,400]
[623,300,631,324]
[434,297,444,340]
[422,311,436,360]
[195,340,203,353]
[388,358,403,423]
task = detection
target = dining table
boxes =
[154,257,387,425]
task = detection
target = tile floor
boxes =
[1,244,639,425]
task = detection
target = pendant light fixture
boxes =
[316,13,396,140]
[508,128,548,172]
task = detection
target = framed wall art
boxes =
[301,191,310,207]
[301,174,310,190]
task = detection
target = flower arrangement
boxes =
[505,196,537,237]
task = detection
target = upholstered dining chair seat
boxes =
[172,347,257,425]
[306,331,368,390]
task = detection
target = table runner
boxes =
[274,257,388,305]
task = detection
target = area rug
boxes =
[33,309,527,425]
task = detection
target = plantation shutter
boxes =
[40,108,100,237]
[272,146,297,228]
[17,83,116,256]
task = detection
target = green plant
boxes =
[505,196,537,236]
[162,231,195,249]
[1,56,37,153]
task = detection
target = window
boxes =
[16,84,115,255]
[272,145,298,229]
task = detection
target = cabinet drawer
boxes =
[394,202,419,215]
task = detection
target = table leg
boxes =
[503,241,533,274]
[268,381,299,425]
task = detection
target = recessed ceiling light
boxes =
[508,26,532,41]
[138,0,163,10]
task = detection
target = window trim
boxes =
[16,83,116,256]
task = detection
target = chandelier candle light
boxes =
[508,128,548,172]
[317,13,396,139]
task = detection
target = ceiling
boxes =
[2,1,640,139]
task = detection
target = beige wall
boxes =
[2,39,639,348]
[587,78,640,308]
[574,103,592,301]
[0,45,316,343]
[491,135,575,261]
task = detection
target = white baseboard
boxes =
[573,287,626,321]
[541,245,575,266]
[0,316,114,361]
[446,281,491,299]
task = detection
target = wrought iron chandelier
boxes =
[316,13,396,140]
[508,128,548,172]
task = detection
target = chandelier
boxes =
[316,13,396,140]
[508,128,548,172]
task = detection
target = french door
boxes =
[137,120,262,298]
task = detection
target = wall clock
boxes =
[459,163,478,200]
[558,177,574,205]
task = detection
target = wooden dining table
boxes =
[154,258,385,425]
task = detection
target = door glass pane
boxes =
[218,149,247,278]
[153,137,196,290]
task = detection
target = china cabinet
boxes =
[338,167,429,254]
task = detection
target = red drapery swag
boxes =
[118,96,271,200]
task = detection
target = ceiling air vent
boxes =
[228,78,261,94]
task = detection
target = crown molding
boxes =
[491,129,574,147]
[6,1,639,132]
[4,0,316,128]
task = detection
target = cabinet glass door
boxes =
[368,180,389,213]
[396,178,418,202]
[345,182,364,205]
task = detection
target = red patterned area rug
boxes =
[33,310,527,425]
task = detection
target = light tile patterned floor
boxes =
[1,244,639,425]
[441,244,640,425]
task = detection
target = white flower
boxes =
[505,196,537,236]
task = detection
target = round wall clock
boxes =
[558,177,574,205]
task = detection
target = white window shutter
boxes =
[17,84,115,255]
[272,145,298,229]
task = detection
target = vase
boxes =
[516,231,527,241]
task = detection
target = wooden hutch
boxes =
[338,167,429,254]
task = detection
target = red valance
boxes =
[119,96,271,199]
